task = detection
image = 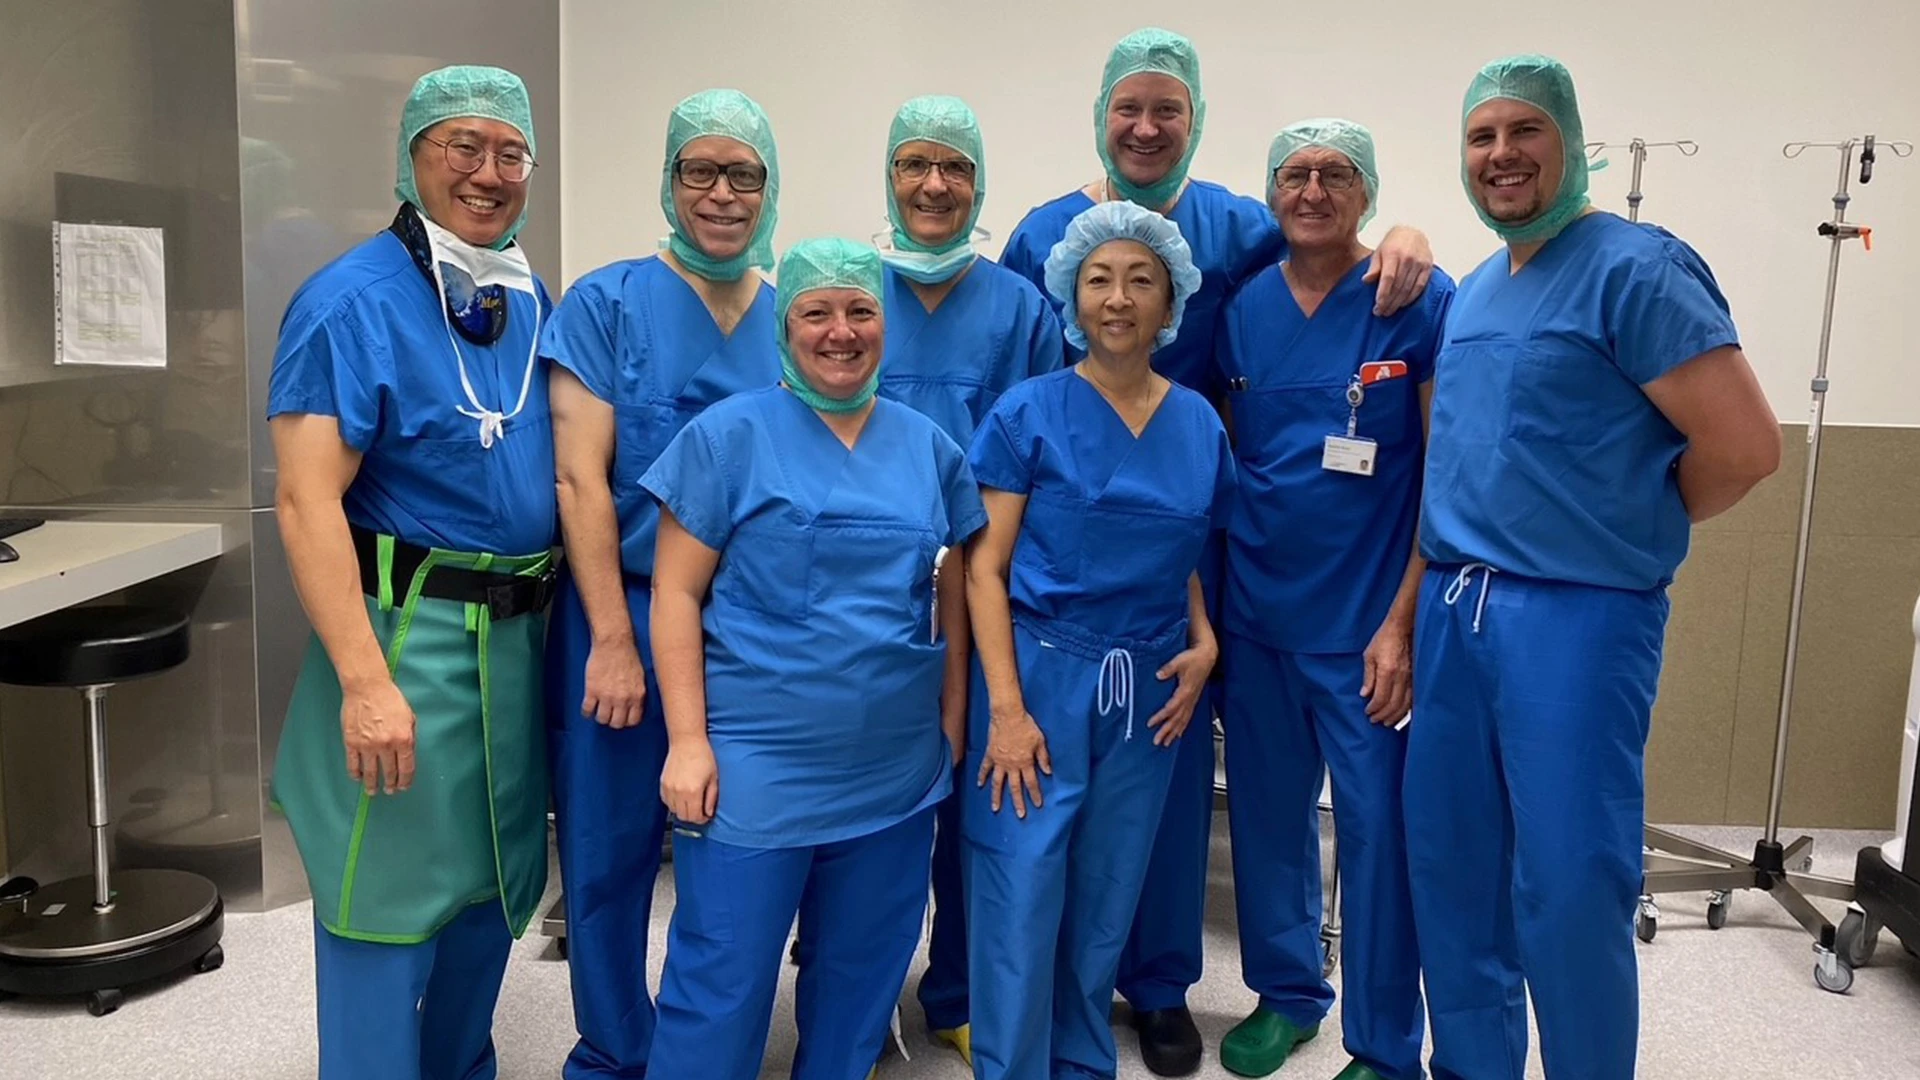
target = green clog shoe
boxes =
[1220,1007,1320,1077]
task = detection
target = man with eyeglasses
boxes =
[855,94,1063,1070]
[1212,119,1453,1080]
[267,66,557,1080]
[997,30,1435,1077]
[537,88,783,1080]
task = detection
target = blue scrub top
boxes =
[642,388,988,849]
[1218,262,1454,654]
[878,259,1064,446]
[267,231,557,556]
[540,255,780,577]
[1422,213,1741,590]
[968,368,1237,658]
[1000,180,1285,394]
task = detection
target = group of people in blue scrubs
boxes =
[264,25,1784,1080]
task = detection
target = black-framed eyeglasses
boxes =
[419,134,536,182]
[893,157,977,184]
[674,159,769,193]
[1274,164,1361,191]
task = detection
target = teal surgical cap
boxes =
[1268,118,1381,231]
[1044,201,1203,352]
[776,238,885,414]
[1461,54,1590,243]
[662,89,781,282]
[886,95,986,259]
[395,65,535,250]
[1096,28,1207,210]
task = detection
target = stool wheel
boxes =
[87,987,124,1017]
[193,944,224,974]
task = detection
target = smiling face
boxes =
[1074,239,1173,358]
[672,135,767,261]
[410,118,531,247]
[786,287,884,400]
[891,139,978,248]
[1271,146,1370,253]
[1103,73,1193,189]
[1464,97,1565,226]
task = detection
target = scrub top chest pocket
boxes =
[1225,364,1417,476]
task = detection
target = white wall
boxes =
[561,0,1920,425]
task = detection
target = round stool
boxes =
[0,606,225,1016]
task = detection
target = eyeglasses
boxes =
[674,159,769,193]
[420,135,536,183]
[1274,165,1361,192]
[893,157,977,185]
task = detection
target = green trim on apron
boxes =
[273,537,553,944]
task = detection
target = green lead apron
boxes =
[273,538,552,944]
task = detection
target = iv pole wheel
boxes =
[1635,895,1659,943]
[1705,890,1732,930]
[1813,946,1854,994]
[1836,908,1880,968]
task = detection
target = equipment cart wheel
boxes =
[1320,932,1340,978]
[1836,908,1881,969]
[555,936,569,961]
[1813,946,1854,994]
[87,988,124,1017]
[1705,891,1731,930]
[1634,896,1659,943]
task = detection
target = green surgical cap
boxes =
[1268,118,1381,231]
[1461,54,1589,243]
[394,65,536,250]
[661,89,780,282]
[886,95,985,256]
[1096,28,1207,210]
[775,238,885,413]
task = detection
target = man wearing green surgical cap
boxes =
[267,64,558,1080]
[1000,29,1439,1076]
[640,236,986,1080]
[1406,55,1778,1080]
[538,86,784,1079]
[867,93,1063,1068]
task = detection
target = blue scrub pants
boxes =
[966,623,1183,1080]
[1221,635,1423,1079]
[545,569,671,1079]
[917,766,970,1032]
[313,900,511,1080]
[1117,535,1224,1013]
[1404,566,1667,1080]
[647,807,936,1080]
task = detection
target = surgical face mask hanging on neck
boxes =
[418,215,542,449]
[871,224,990,285]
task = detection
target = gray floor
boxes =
[6,823,1920,1078]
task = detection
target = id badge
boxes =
[1323,434,1378,476]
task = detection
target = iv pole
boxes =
[1584,137,1700,221]
[1635,135,1912,995]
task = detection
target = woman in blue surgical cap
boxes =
[964,201,1236,1080]
[267,65,556,1080]
[640,238,986,1080]
[538,87,782,1080]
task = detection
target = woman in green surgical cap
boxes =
[267,64,557,1080]
[538,87,784,1080]
[639,237,987,1080]
[999,29,1438,1076]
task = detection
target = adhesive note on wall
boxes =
[52,222,167,368]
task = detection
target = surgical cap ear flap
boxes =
[1095,28,1207,210]
[1459,54,1591,243]
[395,65,537,251]
[661,89,782,282]
[886,95,986,257]
[1266,117,1381,232]
[1041,201,1203,351]
[774,238,886,414]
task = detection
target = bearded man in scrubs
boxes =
[540,88,782,1080]
[1404,55,1780,1080]
[267,65,557,1080]
[999,32,1433,1073]
[871,93,1062,1066]
[641,238,985,1080]
[1214,119,1452,1080]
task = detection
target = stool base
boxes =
[0,870,224,1015]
